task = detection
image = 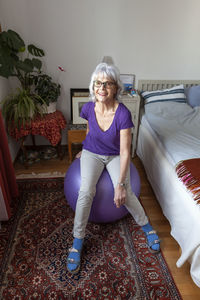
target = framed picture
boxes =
[120,74,135,94]
[72,97,89,124]
[70,89,90,124]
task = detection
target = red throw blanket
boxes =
[176,158,200,204]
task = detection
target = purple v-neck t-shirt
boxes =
[80,101,134,155]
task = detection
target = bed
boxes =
[136,80,200,287]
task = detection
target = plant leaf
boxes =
[0,55,16,77]
[1,30,25,51]
[16,60,33,73]
[24,58,34,68]
[32,58,42,70]
[28,44,45,57]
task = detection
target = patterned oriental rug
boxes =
[0,178,182,300]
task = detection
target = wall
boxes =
[1,0,200,155]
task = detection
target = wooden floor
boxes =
[14,146,200,299]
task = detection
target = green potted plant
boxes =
[1,88,44,130]
[34,74,61,113]
[0,29,47,129]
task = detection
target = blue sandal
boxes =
[67,238,83,274]
[142,223,160,254]
[145,230,160,253]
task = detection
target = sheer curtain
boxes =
[0,110,18,221]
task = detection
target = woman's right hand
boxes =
[75,151,82,159]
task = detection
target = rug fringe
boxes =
[16,171,65,179]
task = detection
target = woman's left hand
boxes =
[75,151,82,159]
[114,185,126,208]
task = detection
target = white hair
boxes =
[89,63,123,102]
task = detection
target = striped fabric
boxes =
[141,84,186,105]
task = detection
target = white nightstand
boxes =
[120,94,141,157]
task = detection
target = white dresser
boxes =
[120,94,141,157]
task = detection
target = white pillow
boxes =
[141,84,186,105]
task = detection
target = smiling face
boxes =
[93,74,117,103]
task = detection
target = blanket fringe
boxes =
[176,161,200,204]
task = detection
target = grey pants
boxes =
[73,149,148,239]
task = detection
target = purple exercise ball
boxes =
[64,158,141,223]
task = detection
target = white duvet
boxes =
[144,102,200,164]
[138,101,200,287]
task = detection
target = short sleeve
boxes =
[80,102,90,120]
[119,105,134,130]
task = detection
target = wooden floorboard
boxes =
[14,146,200,299]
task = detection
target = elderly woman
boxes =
[67,63,160,273]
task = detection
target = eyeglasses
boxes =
[93,80,116,89]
